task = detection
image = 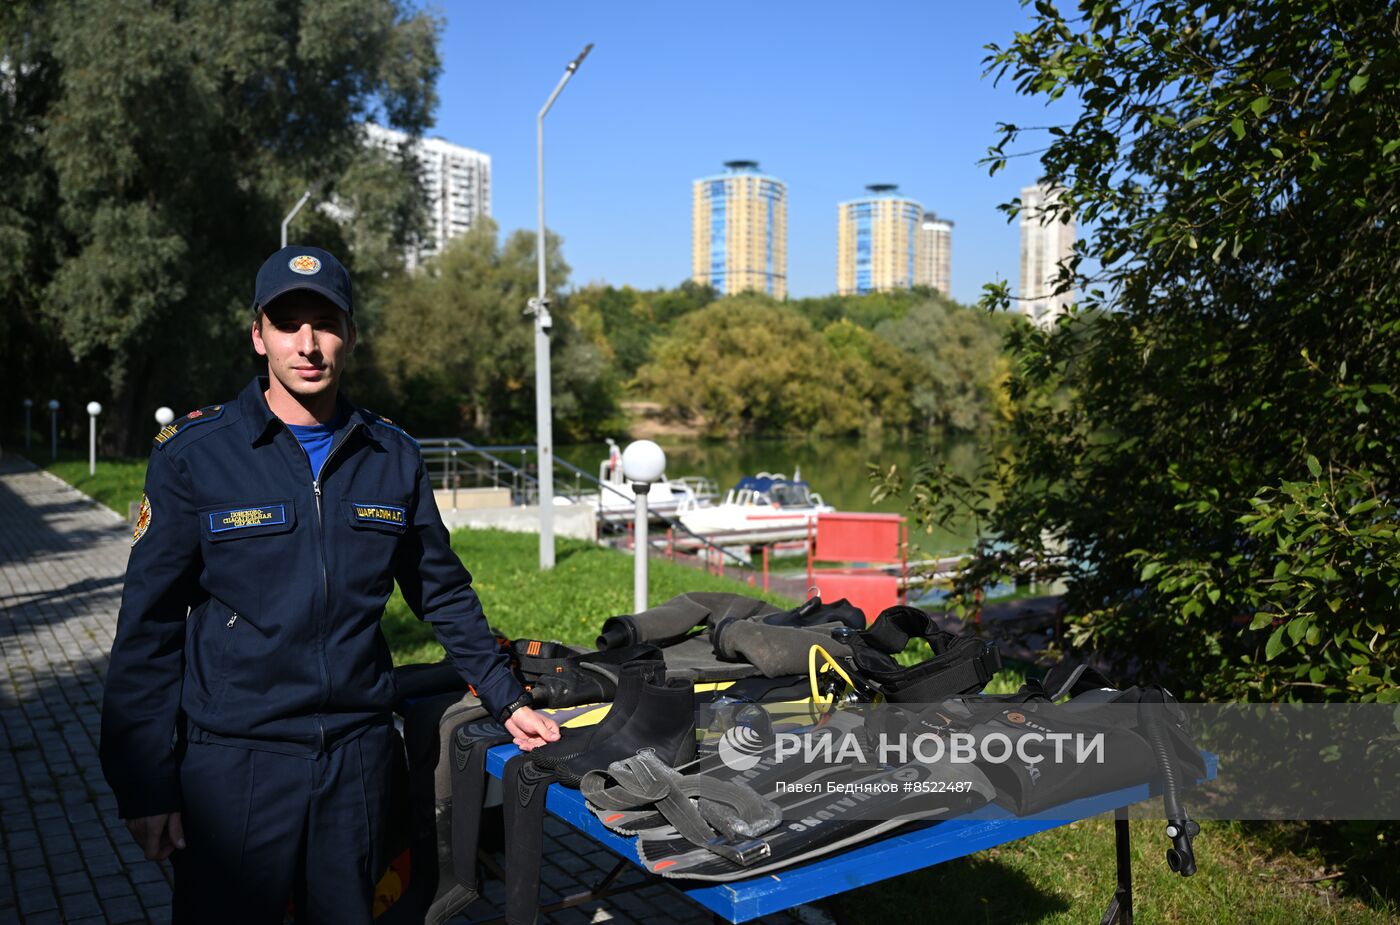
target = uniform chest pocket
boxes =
[343,500,410,535]
[199,500,297,542]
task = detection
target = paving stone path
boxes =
[0,456,811,925]
[0,456,162,923]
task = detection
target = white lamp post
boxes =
[282,189,312,249]
[155,407,175,427]
[47,399,59,460]
[23,398,32,452]
[621,440,666,612]
[532,43,593,571]
[86,402,102,475]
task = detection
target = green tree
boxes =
[560,281,720,383]
[1,0,439,451]
[788,288,927,331]
[884,2,1399,704]
[635,298,873,439]
[820,319,914,436]
[564,285,652,381]
[649,279,719,326]
[874,300,1012,434]
[368,219,620,441]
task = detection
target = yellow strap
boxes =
[539,679,736,728]
[808,644,857,707]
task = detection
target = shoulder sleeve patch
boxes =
[153,404,225,449]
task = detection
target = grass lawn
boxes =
[36,465,1398,923]
[827,817,1393,925]
[381,527,801,664]
[42,452,149,518]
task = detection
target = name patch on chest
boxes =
[209,504,288,533]
[353,504,407,526]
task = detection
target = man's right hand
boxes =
[126,812,186,861]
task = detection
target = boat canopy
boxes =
[731,476,817,507]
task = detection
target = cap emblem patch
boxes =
[289,255,322,275]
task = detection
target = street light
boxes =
[622,440,666,612]
[23,398,32,452]
[86,402,102,476]
[47,399,59,460]
[281,189,312,249]
[531,42,593,571]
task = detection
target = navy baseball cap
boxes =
[253,245,353,316]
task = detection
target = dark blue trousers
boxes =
[171,724,396,925]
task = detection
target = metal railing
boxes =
[418,439,761,574]
[417,439,588,508]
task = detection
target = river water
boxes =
[557,435,994,557]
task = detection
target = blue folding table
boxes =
[477,745,1217,925]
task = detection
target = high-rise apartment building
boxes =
[691,161,788,299]
[364,122,491,267]
[1018,181,1076,326]
[915,212,953,297]
[836,186,923,296]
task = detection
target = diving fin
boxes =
[633,756,994,881]
[589,710,868,836]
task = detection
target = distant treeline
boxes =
[571,282,1015,439]
[350,227,1018,442]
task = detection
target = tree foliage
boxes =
[874,301,1013,433]
[1,0,439,451]
[787,288,930,330]
[637,298,914,438]
[366,220,622,442]
[561,281,716,380]
[615,285,1010,439]
[882,1,1400,703]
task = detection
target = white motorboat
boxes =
[574,442,716,520]
[676,472,834,541]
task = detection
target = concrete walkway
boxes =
[0,456,810,925]
[0,456,164,923]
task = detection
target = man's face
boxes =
[252,292,356,401]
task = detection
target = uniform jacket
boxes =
[99,378,522,819]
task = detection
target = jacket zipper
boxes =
[227,611,238,628]
[304,423,362,753]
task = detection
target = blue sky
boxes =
[431,1,1073,305]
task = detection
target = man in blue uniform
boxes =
[100,245,559,923]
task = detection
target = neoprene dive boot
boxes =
[528,659,666,770]
[550,673,698,786]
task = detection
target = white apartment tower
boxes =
[364,122,491,266]
[915,212,953,297]
[1018,182,1076,327]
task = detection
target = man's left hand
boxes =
[506,706,560,750]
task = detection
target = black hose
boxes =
[1140,687,1199,877]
